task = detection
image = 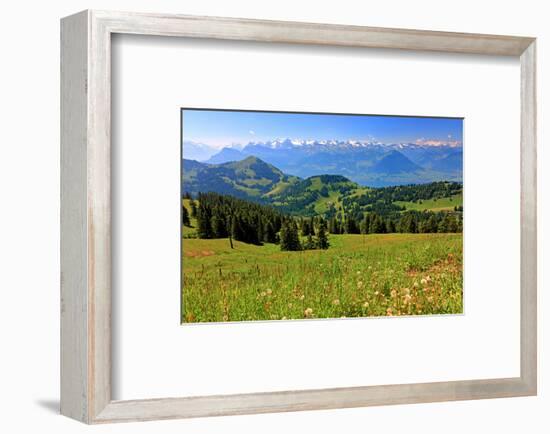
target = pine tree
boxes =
[280,220,301,251]
[316,220,330,249]
[196,204,213,238]
[181,204,191,227]
[303,233,316,250]
[189,200,198,218]
[211,212,227,238]
[301,218,311,237]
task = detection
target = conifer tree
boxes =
[189,200,198,218]
[181,204,191,227]
[196,204,213,238]
[280,219,301,251]
[316,220,329,249]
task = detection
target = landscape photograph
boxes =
[181,109,463,323]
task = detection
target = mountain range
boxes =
[182,155,462,217]
[183,138,462,187]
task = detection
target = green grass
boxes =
[396,193,462,211]
[182,233,463,323]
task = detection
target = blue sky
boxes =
[182,109,463,149]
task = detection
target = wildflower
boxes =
[413,281,419,288]
[386,308,393,316]
[363,301,369,308]
[266,288,273,296]
[281,316,287,321]
[401,287,410,296]
[304,307,314,318]
[421,278,428,285]
[426,275,432,282]
[356,271,361,275]
[260,291,267,297]
[390,289,397,298]
[357,281,364,289]
[288,303,293,308]
[403,294,412,304]
[332,299,340,306]
[299,294,305,300]
[374,291,379,296]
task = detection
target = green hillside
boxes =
[182,156,300,200]
[182,157,463,219]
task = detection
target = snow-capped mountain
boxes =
[181,140,217,161]
[202,138,462,187]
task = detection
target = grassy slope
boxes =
[182,233,463,322]
[396,193,463,211]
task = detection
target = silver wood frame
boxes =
[61,10,537,424]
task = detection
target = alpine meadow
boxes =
[181,109,463,323]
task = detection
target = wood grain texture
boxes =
[60,10,538,424]
[60,10,89,423]
[93,10,533,56]
[520,41,537,394]
[94,377,533,423]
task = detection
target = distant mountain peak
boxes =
[372,150,421,174]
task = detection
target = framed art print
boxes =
[61,10,537,424]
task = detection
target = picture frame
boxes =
[60,9,537,424]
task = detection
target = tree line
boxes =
[183,192,461,253]
[183,192,329,251]
[325,209,462,235]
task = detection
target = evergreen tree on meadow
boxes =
[181,204,191,227]
[344,216,360,234]
[280,219,301,251]
[316,220,330,249]
[189,199,198,218]
[211,212,227,238]
[301,218,311,237]
[303,233,316,250]
[196,203,213,238]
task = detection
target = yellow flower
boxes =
[390,289,397,298]
[413,281,419,288]
[304,307,314,318]
[357,281,364,289]
[363,301,369,308]
[386,308,393,316]
[421,278,428,285]
[332,299,340,306]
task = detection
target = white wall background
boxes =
[0,0,546,433]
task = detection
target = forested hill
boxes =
[182,156,462,218]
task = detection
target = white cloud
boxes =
[249,130,255,135]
